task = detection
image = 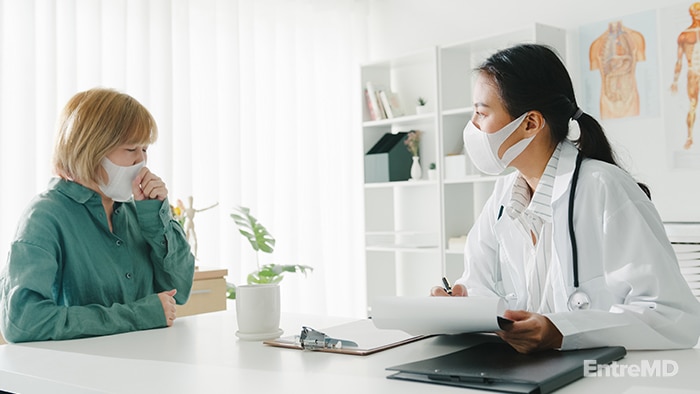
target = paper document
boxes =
[371,296,509,335]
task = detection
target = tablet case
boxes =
[386,341,626,393]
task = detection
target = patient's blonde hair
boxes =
[52,88,158,185]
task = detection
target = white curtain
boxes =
[0,0,368,318]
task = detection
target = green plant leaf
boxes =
[274,264,313,276]
[226,282,237,299]
[246,264,314,285]
[231,206,275,254]
[231,206,314,286]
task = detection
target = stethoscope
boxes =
[566,151,591,310]
[496,150,590,311]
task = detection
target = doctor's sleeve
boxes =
[547,199,700,350]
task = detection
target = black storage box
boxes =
[364,132,412,183]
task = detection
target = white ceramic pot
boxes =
[235,284,282,341]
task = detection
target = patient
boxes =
[0,88,195,343]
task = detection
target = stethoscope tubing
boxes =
[568,152,584,288]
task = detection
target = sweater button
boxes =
[116,240,123,246]
[125,272,132,279]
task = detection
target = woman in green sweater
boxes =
[0,88,195,342]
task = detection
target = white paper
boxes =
[371,296,507,335]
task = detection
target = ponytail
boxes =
[573,112,614,164]
[571,110,651,199]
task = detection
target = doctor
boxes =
[431,44,700,353]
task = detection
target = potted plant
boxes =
[416,97,428,114]
[428,162,437,180]
[228,206,313,340]
[227,206,313,299]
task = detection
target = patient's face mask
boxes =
[98,158,145,202]
[463,112,533,175]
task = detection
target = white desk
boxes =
[0,309,698,394]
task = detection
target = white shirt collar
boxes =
[506,143,562,224]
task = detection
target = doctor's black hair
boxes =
[476,43,650,199]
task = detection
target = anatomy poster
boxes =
[579,11,659,122]
[660,2,700,169]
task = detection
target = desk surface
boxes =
[0,307,699,394]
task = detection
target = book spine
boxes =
[365,82,385,121]
[379,90,394,118]
[365,89,378,121]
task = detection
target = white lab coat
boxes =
[455,140,700,350]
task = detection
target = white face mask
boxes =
[98,158,145,202]
[463,112,534,175]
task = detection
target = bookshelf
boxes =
[361,24,566,315]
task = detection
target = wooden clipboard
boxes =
[263,319,428,356]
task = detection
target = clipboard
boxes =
[263,319,428,356]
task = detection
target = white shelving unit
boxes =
[664,222,700,301]
[361,24,566,314]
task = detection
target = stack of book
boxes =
[365,81,404,121]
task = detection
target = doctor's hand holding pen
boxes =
[430,277,562,353]
[429,277,468,297]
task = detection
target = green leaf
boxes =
[231,206,275,254]
[247,271,283,284]
[226,282,236,299]
[245,264,314,285]
[232,206,314,286]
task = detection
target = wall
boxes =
[367,0,698,222]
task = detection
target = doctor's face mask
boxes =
[463,112,533,175]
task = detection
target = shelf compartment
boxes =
[366,230,440,251]
[361,48,438,123]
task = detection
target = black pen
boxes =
[442,277,452,295]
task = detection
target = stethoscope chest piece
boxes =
[567,290,591,311]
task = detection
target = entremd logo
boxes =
[583,359,679,378]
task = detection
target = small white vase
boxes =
[410,156,422,180]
